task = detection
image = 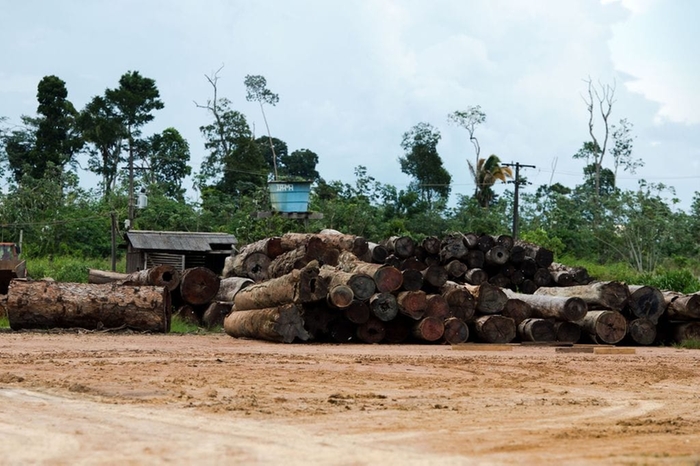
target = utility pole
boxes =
[503,162,536,240]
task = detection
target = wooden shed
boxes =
[124,230,237,274]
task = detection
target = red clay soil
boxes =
[0,331,699,464]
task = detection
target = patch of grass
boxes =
[28,256,126,283]
[0,314,9,329]
[676,339,700,350]
[169,315,205,334]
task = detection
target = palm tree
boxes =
[468,154,513,207]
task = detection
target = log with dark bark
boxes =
[88,269,128,284]
[509,245,526,265]
[400,257,427,271]
[440,233,469,262]
[464,268,489,286]
[229,252,271,282]
[367,242,389,264]
[626,318,656,346]
[179,267,220,306]
[515,241,554,268]
[465,249,485,270]
[425,294,450,319]
[267,246,309,279]
[575,310,627,345]
[440,282,476,321]
[663,292,700,321]
[421,236,442,256]
[383,315,412,343]
[319,266,376,302]
[318,229,369,257]
[549,262,591,285]
[238,236,285,260]
[553,321,581,343]
[356,317,385,343]
[477,234,496,252]
[518,318,556,342]
[519,279,538,295]
[201,301,232,329]
[471,315,516,343]
[328,318,355,343]
[175,304,200,326]
[224,304,309,343]
[233,263,327,311]
[396,290,427,320]
[401,269,424,292]
[488,274,511,289]
[338,252,403,293]
[533,268,553,288]
[422,265,448,289]
[343,300,370,324]
[444,260,468,279]
[671,321,700,343]
[382,235,416,259]
[534,281,630,309]
[369,292,399,322]
[327,285,354,309]
[412,316,445,342]
[6,281,171,332]
[520,257,538,278]
[301,304,335,340]
[495,234,514,251]
[443,317,469,344]
[485,245,510,266]
[503,290,587,322]
[464,283,507,315]
[501,299,533,326]
[549,270,576,287]
[463,232,479,249]
[624,285,665,323]
[215,277,254,303]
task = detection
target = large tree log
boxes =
[477,234,496,252]
[671,321,700,343]
[238,236,284,260]
[396,290,427,320]
[367,242,389,264]
[383,315,412,343]
[440,233,469,262]
[327,285,354,309]
[421,236,442,256]
[518,318,556,342]
[425,294,450,319]
[533,268,553,288]
[318,229,369,257]
[338,252,403,292]
[553,321,581,343]
[228,251,270,282]
[6,281,170,332]
[548,262,591,285]
[663,292,700,321]
[381,235,416,259]
[443,317,469,344]
[356,316,385,343]
[268,246,308,279]
[215,277,255,303]
[174,304,201,326]
[444,260,468,279]
[503,289,587,322]
[412,316,445,342]
[471,315,516,343]
[509,245,526,265]
[233,263,327,311]
[464,268,488,286]
[534,281,630,309]
[369,292,399,322]
[282,232,367,258]
[515,241,554,268]
[440,282,476,321]
[328,318,355,343]
[401,269,424,292]
[343,300,370,324]
[201,301,232,329]
[494,234,514,251]
[463,283,507,315]
[485,245,510,266]
[421,265,448,289]
[501,298,533,326]
[624,285,665,323]
[400,257,427,272]
[575,310,627,345]
[179,267,221,306]
[319,266,375,301]
[224,304,309,343]
[626,318,656,346]
[88,268,128,284]
[301,304,335,340]
[465,250,485,270]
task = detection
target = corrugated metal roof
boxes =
[126,230,237,252]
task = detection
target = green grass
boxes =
[169,315,223,334]
[0,314,9,329]
[27,256,126,283]
[676,339,700,350]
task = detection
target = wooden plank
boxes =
[593,347,636,355]
[451,344,513,352]
[555,346,595,354]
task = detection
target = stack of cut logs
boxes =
[221,230,700,345]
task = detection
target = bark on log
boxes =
[224,304,309,343]
[425,294,450,319]
[367,242,389,264]
[201,301,232,329]
[440,233,469,262]
[495,234,514,251]
[624,285,665,323]
[301,304,335,340]
[88,269,128,284]
[238,236,284,260]
[318,229,369,257]
[440,283,476,321]
[215,277,255,303]
[501,299,533,326]
[663,292,700,321]
[401,269,424,292]
[421,236,442,256]
[230,251,271,282]
[509,245,526,265]
[533,268,553,287]
[267,246,308,279]
[400,257,427,272]
[444,260,468,279]
[356,317,385,343]
[178,267,221,306]
[515,241,554,268]
[575,310,627,345]
[338,252,403,293]
[369,292,399,322]
[122,265,181,292]
[465,250,485,270]
[383,315,412,343]
[518,318,556,342]
[627,318,656,346]
[553,321,581,343]
[319,266,376,302]
[485,245,510,266]
[464,283,507,315]
[327,285,354,309]
[396,290,427,320]
[422,265,448,289]
[671,322,700,343]
[412,316,445,342]
[477,234,496,252]
[503,289,587,322]
[519,279,538,295]
[549,270,576,287]
[488,274,511,289]
[443,317,469,344]
[382,235,416,259]
[343,300,370,324]
[534,281,630,309]
[234,263,327,311]
[472,315,516,344]
[6,281,170,332]
[520,257,538,278]
[464,268,489,286]
[463,232,479,249]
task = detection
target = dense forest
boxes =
[2,71,700,289]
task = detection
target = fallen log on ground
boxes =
[500,298,533,326]
[663,292,700,321]
[412,316,444,342]
[356,316,385,343]
[534,281,630,309]
[440,282,476,321]
[227,251,271,282]
[215,277,255,303]
[122,265,181,292]
[463,283,507,315]
[179,267,221,306]
[518,318,556,342]
[576,310,627,345]
[625,285,665,323]
[471,315,516,343]
[553,321,581,343]
[671,321,700,343]
[396,290,427,320]
[87,268,128,284]
[6,281,171,332]
[369,292,399,322]
[201,301,232,329]
[224,304,309,343]
[503,290,587,322]
[443,317,469,344]
[626,318,657,346]
[233,263,327,311]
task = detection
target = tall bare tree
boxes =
[448,106,486,196]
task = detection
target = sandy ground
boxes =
[0,331,699,465]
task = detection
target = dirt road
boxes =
[0,331,699,465]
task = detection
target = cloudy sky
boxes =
[2,0,699,210]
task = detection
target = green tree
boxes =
[471,154,513,208]
[399,122,451,210]
[281,148,319,181]
[245,75,280,179]
[78,95,125,199]
[255,136,288,177]
[105,71,164,221]
[143,127,192,200]
[448,106,486,196]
